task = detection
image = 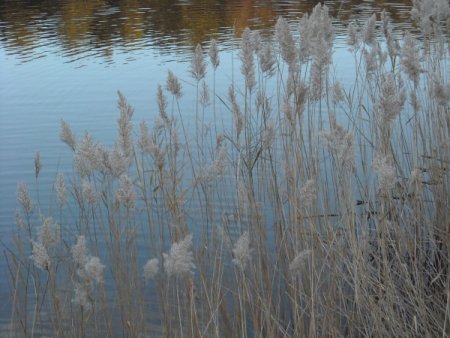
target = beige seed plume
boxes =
[163,234,195,277]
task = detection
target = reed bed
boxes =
[5,1,450,337]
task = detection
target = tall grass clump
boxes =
[5,2,449,337]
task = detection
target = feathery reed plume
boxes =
[166,70,182,99]
[309,4,334,58]
[363,14,377,46]
[430,72,450,106]
[138,122,165,170]
[209,38,220,70]
[34,152,41,179]
[82,180,97,204]
[138,120,151,152]
[83,256,105,284]
[157,84,170,125]
[251,30,262,55]
[258,42,275,76]
[411,0,450,35]
[301,4,334,99]
[96,145,112,175]
[72,236,105,283]
[228,85,244,139]
[402,32,421,87]
[347,22,359,50]
[199,80,210,107]
[240,27,256,92]
[72,283,91,310]
[17,181,33,214]
[143,258,159,281]
[381,10,399,63]
[15,210,26,229]
[197,147,227,184]
[289,250,312,274]
[60,119,77,151]
[115,174,136,209]
[30,240,50,271]
[276,16,298,69]
[38,216,60,248]
[320,117,354,170]
[299,4,334,64]
[163,234,195,277]
[378,73,406,125]
[256,92,271,114]
[191,43,206,82]
[117,91,134,162]
[373,153,397,191]
[333,81,345,104]
[74,132,101,177]
[54,173,67,208]
[71,235,88,266]
[110,143,127,178]
[262,122,275,149]
[232,231,252,271]
[72,253,105,310]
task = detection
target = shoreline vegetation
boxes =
[5,1,450,337]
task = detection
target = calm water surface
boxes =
[0,0,415,329]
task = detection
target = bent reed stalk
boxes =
[5,2,450,337]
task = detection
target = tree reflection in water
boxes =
[0,0,414,62]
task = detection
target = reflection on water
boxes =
[0,0,414,64]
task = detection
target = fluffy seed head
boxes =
[143,258,159,281]
[289,250,312,274]
[191,44,206,81]
[166,70,182,99]
[276,16,298,69]
[115,174,136,209]
[82,180,97,204]
[258,42,275,76]
[74,132,101,177]
[17,182,33,214]
[378,74,406,125]
[84,256,105,283]
[363,14,377,46]
[209,38,220,70]
[373,153,397,191]
[240,27,255,92]
[117,91,134,162]
[30,240,50,271]
[401,32,421,87]
[38,216,60,248]
[163,234,195,277]
[199,80,210,107]
[72,283,92,311]
[109,143,127,178]
[228,85,243,139]
[72,235,88,266]
[60,119,77,151]
[232,231,252,271]
[320,117,354,170]
[157,85,170,125]
[347,22,359,50]
[54,173,67,208]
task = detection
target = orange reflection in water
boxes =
[0,0,415,59]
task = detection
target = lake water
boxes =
[0,0,421,333]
